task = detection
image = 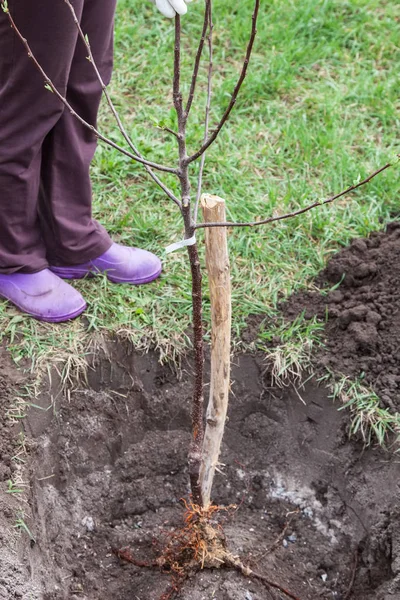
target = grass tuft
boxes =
[323,373,400,447]
[258,313,325,387]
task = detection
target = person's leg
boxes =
[0,0,85,274]
[0,0,87,320]
[38,0,115,266]
[42,0,162,285]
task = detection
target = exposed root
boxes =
[112,547,158,569]
[229,558,302,600]
[255,508,300,561]
[344,547,359,600]
[112,547,185,600]
[114,500,302,600]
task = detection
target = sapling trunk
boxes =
[199,194,232,508]
[186,239,205,507]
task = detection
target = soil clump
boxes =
[284,222,400,412]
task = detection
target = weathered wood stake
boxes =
[199,194,232,507]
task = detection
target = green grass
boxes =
[257,312,325,387]
[1,0,399,396]
[323,373,400,447]
[13,515,36,544]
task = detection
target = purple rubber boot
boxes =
[50,243,162,284]
[0,270,86,323]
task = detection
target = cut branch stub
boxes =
[199,194,232,508]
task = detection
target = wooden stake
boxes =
[199,194,232,508]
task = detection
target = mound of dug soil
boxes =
[0,344,396,600]
[284,222,400,411]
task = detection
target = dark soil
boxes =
[284,222,400,412]
[0,350,42,600]
[3,343,396,600]
[0,349,22,482]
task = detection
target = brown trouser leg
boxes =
[0,0,115,274]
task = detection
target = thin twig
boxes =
[185,0,211,118]
[158,125,180,140]
[194,161,396,229]
[62,0,181,207]
[173,16,183,119]
[173,14,192,213]
[193,0,213,224]
[186,0,260,165]
[2,3,177,176]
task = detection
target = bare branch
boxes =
[2,5,177,176]
[193,1,213,224]
[174,15,191,209]
[184,0,211,118]
[62,0,181,207]
[194,161,396,230]
[157,125,180,140]
[186,0,260,165]
[173,16,183,121]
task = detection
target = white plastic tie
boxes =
[165,234,196,254]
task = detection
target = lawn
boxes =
[1,0,399,381]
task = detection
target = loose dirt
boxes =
[1,224,400,599]
[284,222,400,412]
[0,349,22,482]
[0,343,398,600]
[0,350,42,600]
